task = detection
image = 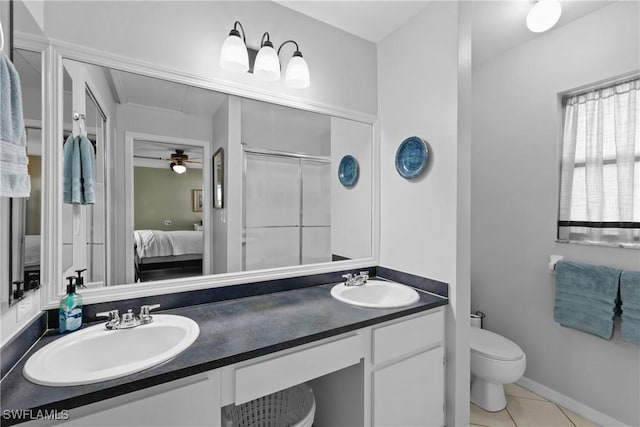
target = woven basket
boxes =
[223,383,316,427]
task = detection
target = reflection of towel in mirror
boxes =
[63,135,78,204]
[0,51,30,198]
[620,270,640,345]
[63,135,95,204]
[79,136,95,204]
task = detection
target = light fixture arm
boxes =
[260,32,274,48]
[277,40,302,57]
[230,21,246,43]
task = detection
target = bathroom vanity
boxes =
[1,282,446,427]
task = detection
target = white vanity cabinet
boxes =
[31,307,445,427]
[370,309,445,427]
[52,372,222,427]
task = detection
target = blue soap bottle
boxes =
[59,276,83,333]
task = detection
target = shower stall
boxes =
[242,148,331,271]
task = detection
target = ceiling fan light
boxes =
[254,43,281,82]
[220,30,249,73]
[526,0,562,33]
[170,162,187,174]
[285,52,310,89]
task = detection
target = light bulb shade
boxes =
[285,53,310,89]
[220,33,249,73]
[526,0,562,33]
[170,162,187,174]
[254,45,281,81]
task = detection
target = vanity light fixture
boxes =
[526,0,562,33]
[219,21,249,73]
[220,21,310,89]
[253,32,281,81]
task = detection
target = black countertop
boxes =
[0,282,447,425]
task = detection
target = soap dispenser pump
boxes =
[75,268,87,288]
[59,276,83,334]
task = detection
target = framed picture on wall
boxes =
[192,189,203,212]
[213,148,224,209]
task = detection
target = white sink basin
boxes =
[23,314,199,386]
[331,278,420,308]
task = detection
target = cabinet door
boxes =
[61,375,219,427]
[373,346,444,427]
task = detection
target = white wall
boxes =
[41,1,377,116]
[377,2,469,425]
[471,3,640,425]
[211,99,230,275]
[331,117,373,260]
[241,99,330,156]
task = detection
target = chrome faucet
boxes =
[96,304,160,330]
[342,271,369,287]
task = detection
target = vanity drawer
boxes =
[234,334,363,404]
[373,309,444,365]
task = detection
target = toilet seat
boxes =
[470,328,524,362]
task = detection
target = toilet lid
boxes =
[470,328,524,361]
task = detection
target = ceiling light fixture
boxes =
[170,161,187,174]
[220,21,310,89]
[526,0,562,33]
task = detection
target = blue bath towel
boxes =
[0,51,30,198]
[63,135,80,204]
[79,136,95,205]
[554,261,621,339]
[63,135,95,205]
[620,270,640,345]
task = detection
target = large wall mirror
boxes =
[19,56,374,305]
[9,3,376,309]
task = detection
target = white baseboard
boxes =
[516,377,629,427]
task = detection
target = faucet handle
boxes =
[140,304,160,323]
[359,271,369,282]
[342,273,354,284]
[96,310,120,329]
[96,309,119,320]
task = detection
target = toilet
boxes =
[470,326,526,412]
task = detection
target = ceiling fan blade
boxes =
[134,155,164,160]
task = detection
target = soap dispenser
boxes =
[75,268,87,288]
[59,276,83,334]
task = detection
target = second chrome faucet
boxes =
[342,271,370,287]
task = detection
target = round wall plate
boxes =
[395,136,428,179]
[338,155,359,187]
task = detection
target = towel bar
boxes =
[549,255,564,272]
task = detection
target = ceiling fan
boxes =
[134,149,202,174]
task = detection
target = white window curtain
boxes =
[558,77,640,248]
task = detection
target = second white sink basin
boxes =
[23,314,200,386]
[331,278,420,308]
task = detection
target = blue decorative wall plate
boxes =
[395,136,429,179]
[338,155,359,187]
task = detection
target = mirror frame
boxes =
[14,33,380,310]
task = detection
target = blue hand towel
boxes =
[0,51,30,198]
[79,136,95,205]
[620,270,640,345]
[554,260,621,339]
[63,135,82,204]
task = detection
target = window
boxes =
[558,77,640,248]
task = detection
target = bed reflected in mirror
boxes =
[133,141,204,282]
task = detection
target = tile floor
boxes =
[470,384,598,427]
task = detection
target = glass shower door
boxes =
[243,153,300,271]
